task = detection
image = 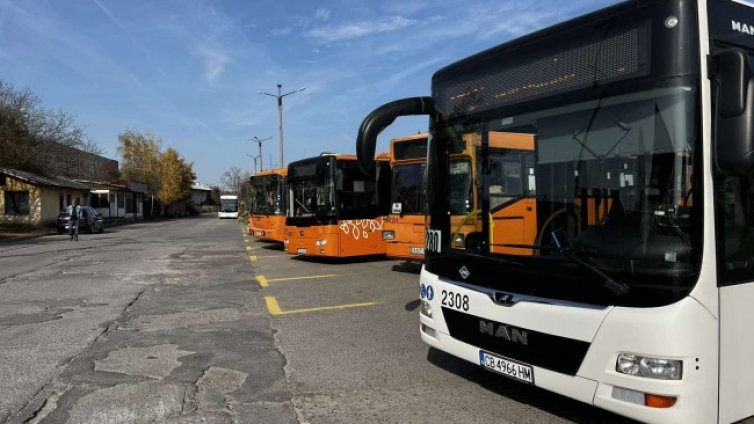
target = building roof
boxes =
[0,167,91,190]
[192,182,213,191]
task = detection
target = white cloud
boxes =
[271,26,292,36]
[193,45,232,85]
[304,16,416,42]
[314,8,331,21]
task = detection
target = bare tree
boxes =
[219,166,251,195]
[0,80,103,174]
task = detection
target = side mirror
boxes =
[714,48,754,174]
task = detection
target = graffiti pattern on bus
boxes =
[339,218,384,240]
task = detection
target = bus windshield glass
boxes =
[289,159,335,219]
[392,162,426,215]
[220,198,238,213]
[430,78,702,305]
[251,175,284,215]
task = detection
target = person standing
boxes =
[66,201,81,241]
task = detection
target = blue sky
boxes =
[0,0,619,185]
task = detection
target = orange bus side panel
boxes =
[251,215,287,243]
[285,218,387,258]
[490,199,537,256]
[384,214,425,261]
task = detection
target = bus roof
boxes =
[252,168,288,178]
[390,132,428,165]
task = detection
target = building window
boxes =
[59,195,64,212]
[4,191,30,215]
[0,174,6,186]
[125,192,136,213]
[91,193,109,208]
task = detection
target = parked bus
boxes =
[218,194,238,219]
[373,132,536,261]
[248,168,288,242]
[284,153,390,258]
[380,133,428,261]
[355,0,754,422]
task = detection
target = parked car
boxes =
[57,206,105,234]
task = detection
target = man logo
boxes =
[479,319,529,345]
[491,291,515,306]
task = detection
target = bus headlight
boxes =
[616,353,682,380]
[382,230,395,240]
[420,299,433,318]
[315,239,328,246]
[453,233,465,247]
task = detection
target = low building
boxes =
[84,181,146,220]
[0,167,91,227]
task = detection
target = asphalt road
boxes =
[0,215,636,424]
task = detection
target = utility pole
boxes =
[245,153,257,174]
[250,136,272,171]
[258,83,305,168]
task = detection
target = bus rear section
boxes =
[218,194,239,219]
[249,168,288,242]
[284,154,390,258]
[381,133,428,261]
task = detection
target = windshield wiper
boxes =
[496,243,630,296]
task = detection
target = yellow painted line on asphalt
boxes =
[256,276,269,288]
[245,246,255,251]
[249,255,257,262]
[253,254,289,258]
[256,274,334,288]
[264,296,376,316]
[267,274,336,283]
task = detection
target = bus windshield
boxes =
[392,162,426,215]
[289,160,335,219]
[220,197,238,212]
[251,175,285,215]
[430,78,702,305]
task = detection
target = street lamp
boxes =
[258,83,305,168]
[250,136,272,172]
[245,153,258,174]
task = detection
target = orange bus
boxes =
[450,131,538,255]
[284,153,390,258]
[379,133,428,261]
[357,129,537,258]
[248,168,288,242]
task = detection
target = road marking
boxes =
[253,254,288,258]
[264,296,376,316]
[249,255,257,262]
[268,274,336,283]
[256,276,269,287]
[255,274,335,288]
[245,246,255,251]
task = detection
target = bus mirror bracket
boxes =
[712,48,754,175]
[356,97,434,177]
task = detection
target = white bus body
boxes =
[355,0,754,422]
[218,194,239,219]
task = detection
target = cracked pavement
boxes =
[0,217,295,424]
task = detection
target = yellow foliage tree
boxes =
[158,147,195,206]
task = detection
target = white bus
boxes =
[218,194,239,219]
[356,1,754,422]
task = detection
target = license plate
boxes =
[409,247,425,255]
[297,248,308,255]
[479,350,534,384]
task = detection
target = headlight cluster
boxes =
[382,230,396,241]
[616,353,682,380]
